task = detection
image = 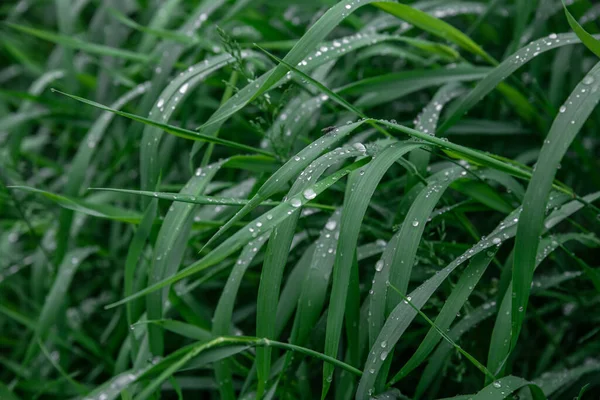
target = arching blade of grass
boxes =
[534,360,600,397]
[339,67,489,109]
[487,233,598,380]
[212,233,270,400]
[407,83,465,189]
[369,166,464,347]
[322,142,423,398]
[106,158,369,308]
[387,280,496,383]
[255,141,382,395]
[563,1,600,58]
[468,376,545,400]
[140,52,257,192]
[197,0,389,134]
[291,209,342,347]
[135,0,182,53]
[403,232,592,388]
[25,247,96,362]
[56,82,150,263]
[511,62,600,356]
[133,336,361,400]
[7,69,65,159]
[132,319,211,342]
[391,247,497,383]
[5,22,151,63]
[8,186,143,223]
[89,188,333,211]
[49,90,274,156]
[355,191,578,398]
[147,160,225,355]
[200,120,367,252]
[416,268,582,398]
[372,2,496,64]
[125,200,157,362]
[438,33,597,134]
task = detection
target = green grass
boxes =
[1,1,600,399]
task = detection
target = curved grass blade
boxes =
[201,120,367,251]
[255,141,382,395]
[533,360,600,397]
[371,2,493,64]
[563,1,600,58]
[125,200,157,361]
[56,82,150,263]
[439,33,597,134]
[416,267,582,398]
[134,336,362,400]
[147,161,225,355]
[369,166,465,347]
[106,158,369,308]
[291,209,342,347]
[470,376,545,400]
[322,142,423,397]
[198,1,393,134]
[511,61,600,355]
[488,232,598,379]
[339,67,488,109]
[141,52,256,192]
[388,280,496,382]
[25,247,96,362]
[133,319,211,342]
[5,22,151,62]
[8,186,142,223]
[408,83,465,188]
[391,247,497,383]
[212,233,270,400]
[355,191,577,398]
[49,89,273,156]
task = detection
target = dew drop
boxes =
[179,83,189,94]
[559,105,566,113]
[290,198,302,208]
[303,188,317,200]
[375,260,384,272]
[353,142,367,153]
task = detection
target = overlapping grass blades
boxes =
[511,61,600,357]
[3,0,600,399]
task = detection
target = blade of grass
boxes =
[511,61,600,358]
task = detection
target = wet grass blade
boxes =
[8,186,143,223]
[511,62,600,354]
[50,90,274,156]
[563,1,600,58]
[439,33,594,134]
[106,158,369,308]
[5,22,151,62]
[322,142,423,397]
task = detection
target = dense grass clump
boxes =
[2,0,600,399]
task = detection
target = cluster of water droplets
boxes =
[291,30,391,75]
[428,3,489,19]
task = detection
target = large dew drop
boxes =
[290,198,302,208]
[303,188,316,200]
